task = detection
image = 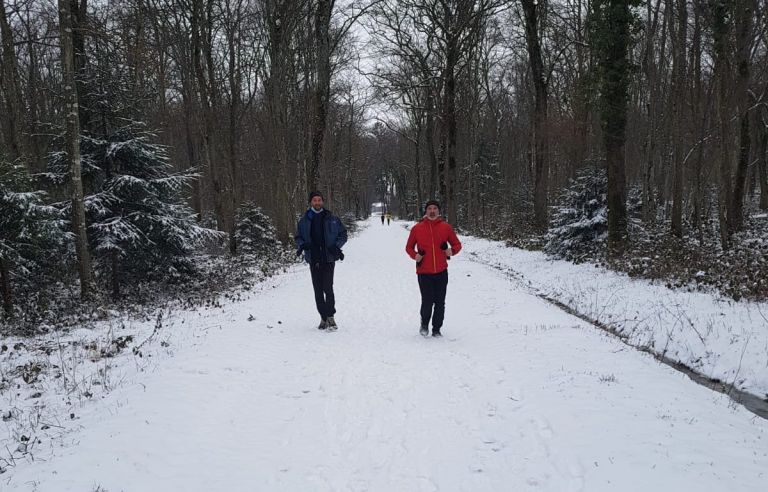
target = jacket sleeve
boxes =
[405,226,418,259]
[295,218,305,251]
[335,217,348,249]
[447,225,462,255]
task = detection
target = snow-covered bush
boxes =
[340,212,359,235]
[545,167,608,260]
[235,202,284,259]
[0,161,68,315]
[626,184,644,218]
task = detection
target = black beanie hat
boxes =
[424,200,441,211]
[308,191,324,203]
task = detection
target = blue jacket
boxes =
[295,209,348,264]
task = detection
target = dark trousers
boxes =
[418,270,448,328]
[310,262,336,319]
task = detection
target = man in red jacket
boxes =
[405,200,462,337]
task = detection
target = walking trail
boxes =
[6,218,767,491]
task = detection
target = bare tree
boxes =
[669,0,688,237]
[521,0,549,230]
[729,0,757,234]
[58,0,92,297]
[192,0,239,253]
[0,0,27,163]
[308,0,334,193]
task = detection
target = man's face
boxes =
[426,205,440,219]
[311,196,324,210]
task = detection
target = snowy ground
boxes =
[461,236,768,399]
[2,218,767,491]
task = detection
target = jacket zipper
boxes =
[429,221,436,272]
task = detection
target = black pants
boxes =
[418,270,448,329]
[310,262,336,319]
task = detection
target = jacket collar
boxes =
[421,216,443,225]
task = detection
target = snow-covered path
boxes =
[6,218,767,491]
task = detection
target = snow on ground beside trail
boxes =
[2,217,767,491]
[459,234,768,398]
[0,270,294,474]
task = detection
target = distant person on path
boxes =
[405,200,462,337]
[295,191,348,331]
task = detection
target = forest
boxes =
[1,0,767,331]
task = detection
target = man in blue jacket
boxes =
[295,191,348,331]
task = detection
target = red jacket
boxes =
[405,217,462,275]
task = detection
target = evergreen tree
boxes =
[48,124,222,298]
[234,202,285,262]
[0,161,67,315]
[545,167,608,260]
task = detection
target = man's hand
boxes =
[329,246,344,261]
[414,253,424,262]
[441,241,452,259]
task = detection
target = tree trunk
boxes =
[596,0,631,251]
[182,90,203,220]
[440,36,458,225]
[193,0,236,249]
[445,61,458,225]
[0,0,26,163]
[758,113,768,210]
[308,0,334,194]
[191,0,211,216]
[641,0,662,224]
[346,100,356,213]
[606,134,628,249]
[59,0,92,297]
[0,258,12,316]
[111,250,120,300]
[206,0,233,246]
[226,5,242,255]
[70,0,90,132]
[691,0,704,238]
[711,0,732,249]
[670,0,688,237]
[425,93,438,199]
[729,0,754,233]
[25,31,43,172]
[414,120,423,218]
[731,105,751,231]
[522,0,549,231]
[264,0,300,241]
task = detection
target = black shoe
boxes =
[326,316,338,331]
[318,318,328,330]
[420,324,429,337]
[432,328,442,338]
